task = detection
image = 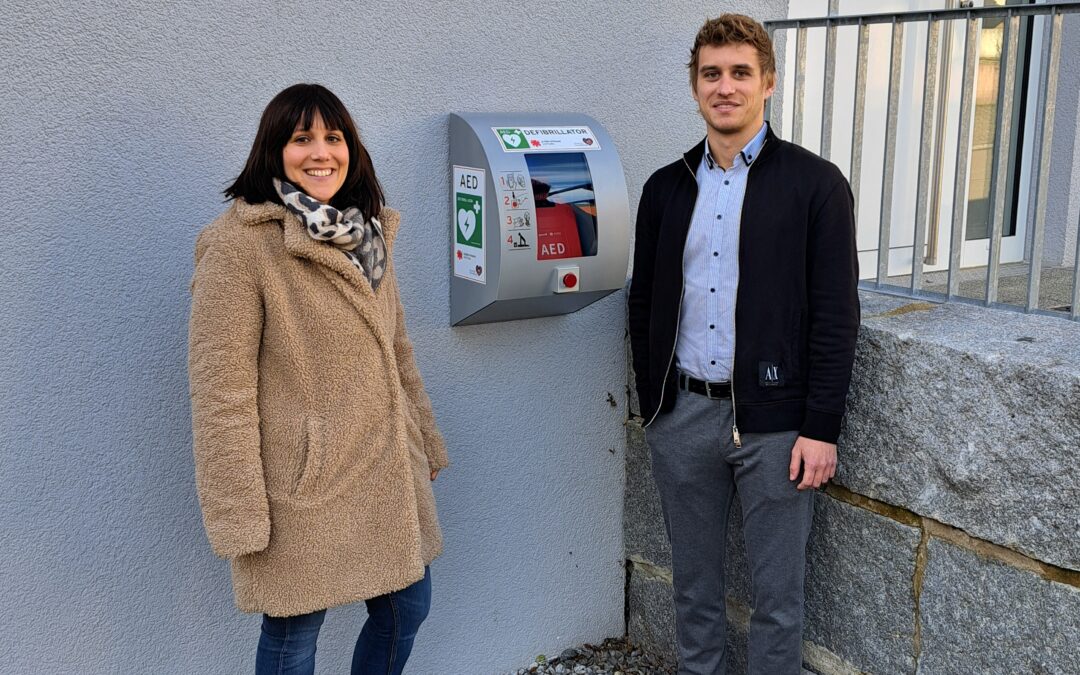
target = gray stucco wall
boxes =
[0,1,785,672]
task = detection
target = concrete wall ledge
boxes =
[845,291,1080,571]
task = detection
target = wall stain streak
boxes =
[864,302,939,319]
[823,484,920,527]
[626,555,673,584]
[911,526,930,668]
[825,484,1080,589]
[801,641,870,675]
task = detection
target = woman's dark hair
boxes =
[225,83,385,222]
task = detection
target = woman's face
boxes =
[282,113,349,203]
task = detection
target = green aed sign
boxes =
[455,192,483,248]
[495,128,529,150]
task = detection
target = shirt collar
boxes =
[703,122,769,170]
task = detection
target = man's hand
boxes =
[789,436,836,490]
[430,469,440,481]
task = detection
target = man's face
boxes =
[692,43,775,139]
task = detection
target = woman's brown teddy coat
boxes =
[188,200,448,617]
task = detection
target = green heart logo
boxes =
[497,128,527,149]
[457,207,476,241]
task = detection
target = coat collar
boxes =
[283,210,374,297]
[232,200,401,300]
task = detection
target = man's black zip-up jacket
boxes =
[628,126,859,443]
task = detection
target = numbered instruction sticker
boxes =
[498,170,533,254]
[453,166,486,284]
[493,126,601,153]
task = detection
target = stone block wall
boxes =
[625,291,1080,674]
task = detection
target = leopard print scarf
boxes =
[273,178,387,290]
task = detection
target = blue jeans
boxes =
[255,567,432,675]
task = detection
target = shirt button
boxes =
[724,180,730,185]
[709,324,715,329]
[716,214,722,220]
[710,288,716,293]
[710,360,716,365]
[713,252,719,257]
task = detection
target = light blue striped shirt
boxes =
[676,123,768,382]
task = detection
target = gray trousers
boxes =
[646,385,814,675]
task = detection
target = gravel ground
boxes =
[509,638,676,674]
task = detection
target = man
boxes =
[628,14,859,675]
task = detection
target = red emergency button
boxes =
[554,266,580,294]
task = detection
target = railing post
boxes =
[820,0,841,159]
[876,20,905,286]
[1071,209,1080,320]
[765,25,776,124]
[792,25,808,146]
[947,15,980,300]
[911,19,941,295]
[1026,10,1063,312]
[985,13,1020,305]
[820,16,838,160]
[850,21,870,218]
[926,6,958,267]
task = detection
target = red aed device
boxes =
[536,203,583,260]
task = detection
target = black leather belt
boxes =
[678,373,732,399]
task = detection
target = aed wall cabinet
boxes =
[449,113,630,326]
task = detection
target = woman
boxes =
[188,83,448,675]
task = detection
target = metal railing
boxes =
[765,1,1080,321]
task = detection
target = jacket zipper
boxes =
[730,148,759,448]
[729,221,742,448]
[727,140,766,448]
[644,158,697,428]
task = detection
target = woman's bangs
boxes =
[297,95,352,136]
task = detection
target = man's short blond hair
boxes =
[688,14,777,89]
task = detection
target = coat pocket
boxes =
[292,417,326,497]
[404,403,424,455]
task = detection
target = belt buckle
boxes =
[705,380,719,399]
